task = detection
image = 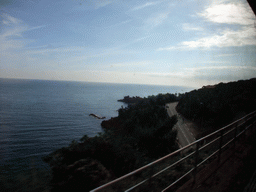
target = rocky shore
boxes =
[101,117,121,129]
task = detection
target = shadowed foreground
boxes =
[177,128,256,192]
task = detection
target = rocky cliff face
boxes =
[101,117,122,130]
[51,158,112,192]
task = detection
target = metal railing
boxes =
[91,110,256,192]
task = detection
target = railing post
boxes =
[245,116,249,139]
[249,115,256,139]
[193,142,200,184]
[218,130,223,163]
[148,165,154,190]
[243,116,247,141]
[253,118,256,135]
[233,123,238,150]
[250,120,254,137]
[253,119,256,135]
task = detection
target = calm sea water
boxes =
[0,78,193,174]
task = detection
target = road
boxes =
[166,102,196,148]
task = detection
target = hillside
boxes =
[176,78,256,136]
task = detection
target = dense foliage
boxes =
[176,78,256,132]
[44,93,178,192]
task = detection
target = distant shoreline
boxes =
[117,95,143,104]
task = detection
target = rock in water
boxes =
[89,113,106,119]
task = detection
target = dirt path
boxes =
[166,102,197,147]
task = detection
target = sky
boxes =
[0,0,256,88]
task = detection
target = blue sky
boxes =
[1,0,256,88]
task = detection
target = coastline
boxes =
[44,93,180,191]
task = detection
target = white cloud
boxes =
[0,37,24,52]
[0,14,27,52]
[143,65,256,82]
[1,14,26,37]
[181,26,256,48]
[0,13,50,74]
[157,46,176,51]
[110,61,150,68]
[146,12,169,28]
[1,13,21,25]
[182,23,203,31]
[159,1,256,51]
[183,65,256,81]
[0,13,46,52]
[141,71,190,78]
[104,20,132,29]
[27,46,85,55]
[131,2,159,11]
[196,61,229,64]
[185,65,256,71]
[199,2,255,25]
[217,53,237,57]
[159,25,256,51]
[127,1,171,29]
[26,25,47,31]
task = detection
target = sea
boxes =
[0,78,193,177]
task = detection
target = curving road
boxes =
[166,102,196,148]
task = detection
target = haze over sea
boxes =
[0,78,193,175]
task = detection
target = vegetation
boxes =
[44,93,179,192]
[117,95,143,104]
[0,166,51,192]
[176,78,256,135]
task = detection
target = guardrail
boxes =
[91,110,256,192]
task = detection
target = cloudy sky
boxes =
[0,0,255,88]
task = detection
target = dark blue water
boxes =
[0,78,193,174]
